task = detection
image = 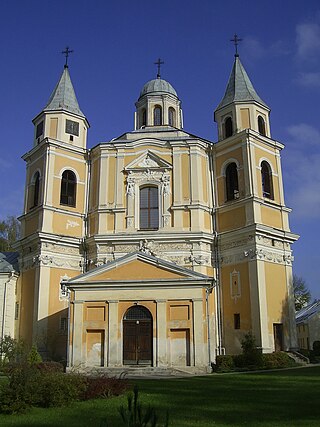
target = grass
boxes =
[0,366,319,426]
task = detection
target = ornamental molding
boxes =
[220,247,293,266]
[124,151,172,171]
[139,239,156,256]
[220,233,292,253]
[20,253,83,271]
[89,240,211,268]
[220,235,255,251]
[42,243,80,255]
[185,253,209,266]
[126,169,171,195]
[230,270,241,301]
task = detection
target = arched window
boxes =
[140,186,159,230]
[225,162,239,201]
[154,106,162,126]
[225,117,233,138]
[261,161,273,199]
[31,171,40,208]
[60,170,77,207]
[168,107,176,127]
[140,109,146,127]
[258,116,266,136]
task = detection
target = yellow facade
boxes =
[14,56,298,373]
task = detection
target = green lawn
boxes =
[0,367,319,426]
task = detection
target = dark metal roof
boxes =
[296,300,320,322]
[0,252,19,273]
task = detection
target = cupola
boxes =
[135,68,183,130]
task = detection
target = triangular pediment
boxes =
[66,252,209,285]
[125,151,172,171]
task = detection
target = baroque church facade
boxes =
[7,53,298,372]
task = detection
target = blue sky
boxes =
[0,0,319,299]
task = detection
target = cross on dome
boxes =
[154,58,164,79]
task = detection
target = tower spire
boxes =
[215,55,268,111]
[44,66,85,118]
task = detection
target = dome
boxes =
[139,78,178,98]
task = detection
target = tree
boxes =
[293,274,311,312]
[0,216,20,251]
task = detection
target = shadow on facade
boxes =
[35,308,68,362]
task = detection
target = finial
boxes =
[62,46,74,68]
[230,34,242,57]
[154,58,164,79]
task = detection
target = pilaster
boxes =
[108,300,120,366]
[156,299,167,367]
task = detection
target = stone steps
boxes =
[286,351,310,365]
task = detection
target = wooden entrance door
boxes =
[273,323,283,351]
[123,306,152,365]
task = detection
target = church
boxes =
[2,49,299,373]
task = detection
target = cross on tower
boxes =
[230,34,242,57]
[154,58,164,79]
[62,46,74,68]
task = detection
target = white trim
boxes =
[57,167,81,182]
[220,158,240,177]
[257,158,276,175]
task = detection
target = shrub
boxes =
[0,336,26,367]
[240,332,263,368]
[34,372,86,408]
[83,374,129,400]
[0,363,40,414]
[233,353,247,369]
[27,345,42,364]
[0,360,129,414]
[313,341,320,355]
[0,363,86,413]
[262,352,297,369]
[214,355,235,372]
[34,361,64,373]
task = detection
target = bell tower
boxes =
[17,54,89,359]
[213,48,298,354]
